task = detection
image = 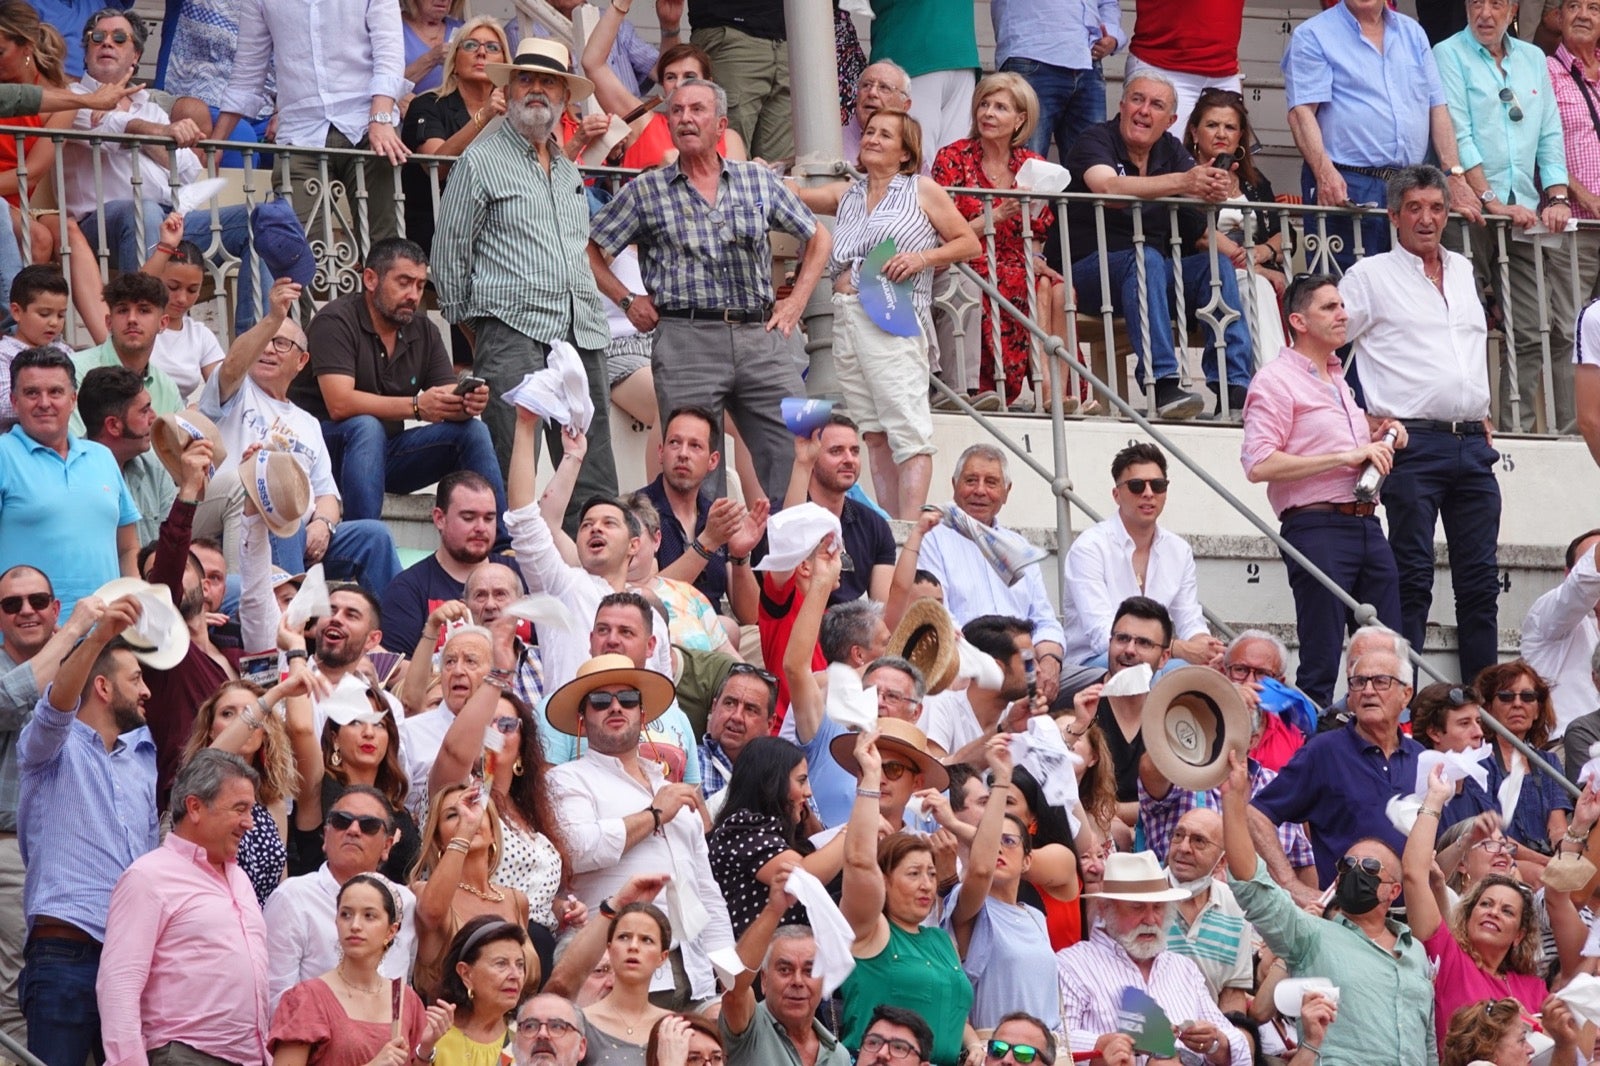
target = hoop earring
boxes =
[330,748,343,768]
[512,758,524,777]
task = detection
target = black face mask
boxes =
[1333,863,1385,915]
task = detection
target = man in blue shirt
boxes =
[1436,0,1574,431]
[1284,0,1481,270]
[17,595,157,1066]
[991,0,1126,159]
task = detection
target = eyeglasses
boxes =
[491,715,520,734]
[880,760,915,782]
[0,592,51,614]
[1170,827,1219,850]
[584,688,643,711]
[1224,662,1279,683]
[1471,838,1519,856]
[1119,477,1169,495]
[999,833,1024,849]
[88,29,131,44]
[1111,632,1167,652]
[685,1055,724,1066]
[879,691,921,710]
[1499,87,1525,122]
[857,78,907,96]
[267,336,304,353]
[327,810,389,835]
[515,1018,578,1037]
[458,39,505,54]
[1495,689,1539,705]
[1347,674,1402,692]
[727,662,778,685]
[861,1034,921,1061]
[988,1040,1051,1065]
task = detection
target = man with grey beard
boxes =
[433,37,618,533]
[1056,850,1249,1066]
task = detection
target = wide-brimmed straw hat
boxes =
[544,653,675,736]
[91,577,190,671]
[888,599,960,695]
[486,37,595,100]
[241,450,311,538]
[1083,851,1190,902]
[829,717,949,792]
[152,408,227,483]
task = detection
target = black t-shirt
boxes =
[833,497,896,605]
[688,0,785,39]
[401,89,471,256]
[1096,696,1145,804]
[1053,120,1207,271]
[378,554,523,654]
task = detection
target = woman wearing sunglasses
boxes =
[1404,764,1592,1047]
[1475,659,1573,856]
[269,873,452,1066]
[839,730,971,1066]
[946,738,1070,1032]
[410,782,540,999]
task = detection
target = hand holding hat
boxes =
[153,408,227,485]
[755,504,843,573]
[90,578,190,670]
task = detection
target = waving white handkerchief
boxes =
[1579,741,1600,788]
[1015,158,1071,194]
[1386,793,1423,836]
[825,662,878,731]
[500,339,594,433]
[941,504,1046,586]
[284,563,330,629]
[506,593,580,633]
[664,863,709,946]
[956,638,1005,691]
[175,177,229,216]
[1100,662,1153,698]
[1413,744,1492,796]
[1008,718,1082,834]
[784,867,856,995]
[1498,762,1527,830]
[1556,972,1600,1026]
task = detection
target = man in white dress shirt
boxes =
[1061,443,1221,668]
[262,787,418,1011]
[1340,164,1499,686]
[918,444,1066,702]
[1526,529,1600,745]
[547,655,734,1010]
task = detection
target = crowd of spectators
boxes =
[5,3,1600,1066]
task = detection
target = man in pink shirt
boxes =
[1239,274,1408,709]
[96,749,269,1066]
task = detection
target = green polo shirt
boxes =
[69,341,183,436]
[122,450,175,546]
[721,1001,852,1066]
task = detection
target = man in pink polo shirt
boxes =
[1238,274,1408,708]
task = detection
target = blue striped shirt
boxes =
[18,690,158,940]
[590,157,818,311]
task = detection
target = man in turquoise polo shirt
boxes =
[0,347,139,615]
[69,272,177,436]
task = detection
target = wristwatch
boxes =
[1479,187,1497,205]
[1447,165,1466,177]
[369,110,400,127]
[618,293,637,312]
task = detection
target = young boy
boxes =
[0,265,73,430]
[144,212,225,399]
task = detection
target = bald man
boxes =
[197,278,400,596]
[1164,808,1254,1012]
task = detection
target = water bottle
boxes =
[1354,427,1401,503]
[1021,647,1037,703]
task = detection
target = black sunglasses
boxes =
[584,688,643,711]
[327,810,390,836]
[988,1041,1052,1066]
[0,592,51,614]
[1495,689,1540,704]
[88,29,131,44]
[1499,87,1524,122]
[491,715,521,734]
[1336,855,1386,878]
[1120,477,1169,495]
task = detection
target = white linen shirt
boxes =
[918,521,1066,648]
[549,751,735,1000]
[1521,549,1600,736]
[1060,514,1208,664]
[261,864,418,1012]
[1340,244,1490,421]
[64,76,201,220]
[917,689,983,757]
[220,0,408,148]
[398,706,455,817]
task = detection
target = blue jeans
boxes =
[20,937,102,1066]
[1001,57,1105,159]
[1280,511,1403,707]
[271,519,402,596]
[1300,164,1391,274]
[0,218,20,334]
[1070,245,1255,387]
[1382,428,1502,684]
[80,200,273,332]
[321,416,509,549]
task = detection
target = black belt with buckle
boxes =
[1400,418,1483,435]
[657,305,773,324]
[1281,501,1378,520]
[1335,163,1406,181]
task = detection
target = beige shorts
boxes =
[831,292,935,464]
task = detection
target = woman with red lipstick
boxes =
[270,874,452,1066]
[580,903,672,1066]
[432,916,531,1066]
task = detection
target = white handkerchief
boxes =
[1555,972,1600,1026]
[500,340,595,433]
[664,868,709,946]
[1100,662,1153,698]
[284,563,330,629]
[1015,158,1071,194]
[1578,741,1600,789]
[783,867,856,995]
[1413,744,1492,796]
[824,662,878,731]
[506,593,580,633]
[941,504,1046,586]
[956,639,1004,691]
[1498,763,1527,829]
[708,947,747,990]
[175,176,228,216]
[1008,717,1083,834]
[1386,793,1422,836]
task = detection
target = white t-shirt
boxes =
[1578,299,1600,369]
[199,372,339,500]
[917,688,984,756]
[152,318,226,400]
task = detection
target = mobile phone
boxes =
[455,375,487,395]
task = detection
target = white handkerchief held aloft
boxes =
[500,339,595,433]
[1555,972,1600,1026]
[824,662,878,731]
[1100,662,1153,698]
[956,638,1005,691]
[664,867,709,946]
[506,593,580,633]
[175,176,229,216]
[1015,158,1071,194]
[284,563,330,629]
[1413,744,1492,796]
[708,947,747,990]
[1009,717,1082,833]
[1386,793,1423,836]
[783,867,857,995]
[1578,741,1600,788]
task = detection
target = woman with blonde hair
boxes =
[402,0,468,96]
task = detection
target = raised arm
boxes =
[950,736,1013,953]
[884,509,940,630]
[840,730,889,949]
[214,279,299,404]
[782,539,843,745]
[722,865,796,1037]
[537,427,586,566]
[1400,765,1453,943]
[401,601,468,715]
[542,874,670,998]
[430,616,519,796]
[580,0,647,118]
[1220,750,1260,883]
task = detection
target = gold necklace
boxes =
[608,1003,655,1036]
[335,964,384,995]
[457,881,506,903]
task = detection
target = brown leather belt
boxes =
[1281,501,1378,520]
[29,918,95,944]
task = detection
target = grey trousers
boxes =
[472,318,618,534]
[285,127,400,255]
[0,837,24,1055]
[652,316,805,501]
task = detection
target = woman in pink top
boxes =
[1404,766,1593,1046]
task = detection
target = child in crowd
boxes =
[144,212,225,399]
[0,264,74,430]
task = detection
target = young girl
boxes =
[144,212,225,398]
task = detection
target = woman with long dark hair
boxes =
[707,736,846,937]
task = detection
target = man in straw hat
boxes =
[548,654,734,1009]
[434,35,619,519]
[1056,848,1249,1065]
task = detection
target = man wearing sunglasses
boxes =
[982,1014,1062,1066]
[1062,443,1221,670]
[260,786,417,1011]
[1435,0,1576,434]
